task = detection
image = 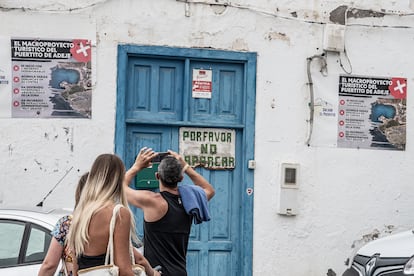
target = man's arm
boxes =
[168,150,215,200]
[123,147,158,208]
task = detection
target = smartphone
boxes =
[152,152,169,163]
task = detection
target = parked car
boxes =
[0,206,71,276]
[342,229,414,276]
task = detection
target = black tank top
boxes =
[77,253,106,270]
[143,191,192,276]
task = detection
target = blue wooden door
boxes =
[116,45,256,275]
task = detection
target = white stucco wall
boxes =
[1,0,414,275]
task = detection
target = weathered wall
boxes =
[1,0,414,275]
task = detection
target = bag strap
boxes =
[61,258,69,276]
[104,204,124,265]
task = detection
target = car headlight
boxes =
[404,255,414,275]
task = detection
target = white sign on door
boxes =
[192,69,212,99]
[179,127,235,169]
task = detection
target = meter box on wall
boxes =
[135,164,159,189]
[135,152,170,189]
[277,163,299,216]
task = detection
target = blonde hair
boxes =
[75,172,89,208]
[67,154,136,257]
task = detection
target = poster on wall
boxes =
[192,69,212,99]
[179,127,235,169]
[10,37,92,118]
[337,75,406,151]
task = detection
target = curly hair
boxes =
[157,156,183,188]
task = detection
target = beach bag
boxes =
[78,204,145,276]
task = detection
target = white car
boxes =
[342,229,414,276]
[0,207,71,276]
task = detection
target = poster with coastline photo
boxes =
[337,75,406,151]
[11,37,92,118]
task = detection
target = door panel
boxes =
[187,160,242,273]
[127,57,184,122]
[190,61,244,125]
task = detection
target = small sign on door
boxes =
[192,69,212,99]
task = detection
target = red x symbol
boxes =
[389,78,407,99]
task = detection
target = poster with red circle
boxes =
[10,37,92,118]
[338,75,406,151]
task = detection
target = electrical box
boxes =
[277,163,299,216]
[135,164,159,189]
[323,23,346,52]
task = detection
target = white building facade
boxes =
[1,0,414,275]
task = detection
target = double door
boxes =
[116,45,256,275]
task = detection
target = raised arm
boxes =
[167,150,215,200]
[124,147,157,187]
[123,147,159,209]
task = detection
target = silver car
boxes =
[342,229,414,276]
[0,207,71,276]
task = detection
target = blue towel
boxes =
[178,185,211,224]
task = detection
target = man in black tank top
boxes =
[123,148,215,276]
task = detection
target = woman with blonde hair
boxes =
[67,153,137,276]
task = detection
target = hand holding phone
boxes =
[152,152,169,163]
